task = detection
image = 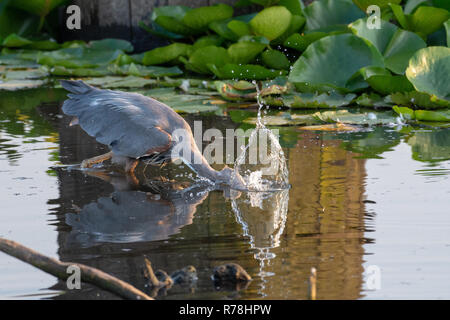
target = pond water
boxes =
[0,88,449,300]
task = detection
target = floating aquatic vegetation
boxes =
[405,46,450,101]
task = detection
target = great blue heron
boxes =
[60,80,245,189]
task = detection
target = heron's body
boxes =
[60,80,245,188]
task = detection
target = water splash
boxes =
[233,81,290,192]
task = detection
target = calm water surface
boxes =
[0,88,449,299]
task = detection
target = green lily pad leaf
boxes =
[26,38,60,50]
[192,35,224,51]
[89,38,134,53]
[393,105,416,120]
[144,5,195,38]
[50,66,112,77]
[182,4,233,30]
[184,46,230,75]
[289,34,384,92]
[359,67,415,94]
[3,68,48,80]
[249,6,292,40]
[278,0,304,15]
[272,14,306,45]
[228,39,267,64]
[415,109,450,121]
[109,63,183,77]
[284,92,356,108]
[227,20,251,37]
[356,93,393,107]
[61,40,87,48]
[37,47,122,68]
[390,3,450,37]
[142,43,191,66]
[211,63,287,80]
[112,53,134,66]
[244,113,317,126]
[0,79,46,91]
[215,78,288,101]
[209,14,256,41]
[366,75,415,95]
[215,81,257,101]
[313,109,398,125]
[406,46,450,100]
[261,49,290,70]
[393,105,450,121]
[350,18,426,74]
[2,33,32,47]
[352,0,401,11]
[283,32,328,51]
[84,76,156,89]
[390,91,450,109]
[138,20,185,40]
[155,16,199,36]
[304,0,364,31]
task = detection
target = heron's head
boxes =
[215,166,247,190]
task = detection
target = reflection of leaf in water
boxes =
[325,127,402,159]
[407,129,450,162]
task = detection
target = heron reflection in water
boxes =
[64,172,217,247]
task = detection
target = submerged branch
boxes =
[0,237,152,300]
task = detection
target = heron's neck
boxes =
[183,144,219,182]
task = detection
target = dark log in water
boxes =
[0,237,152,300]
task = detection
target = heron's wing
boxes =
[61,81,172,158]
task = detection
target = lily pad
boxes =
[37,47,122,68]
[352,0,401,11]
[272,14,306,45]
[405,46,450,101]
[227,38,267,64]
[261,49,290,70]
[356,93,393,107]
[109,63,183,77]
[209,14,256,41]
[192,35,224,51]
[0,79,46,90]
[184,46,230,75]
[350,18,427,74]
[289,34,384,92]
[313,109,398,125]
[227,20,251,37]
[2,33,33,47]
[390,3,450,37]
[390,91,450,109]
[283,32,328,51]
[249,6,292,40]
[83,76,156,89]
[182,4,233,30]
[210,64,286,80]
[284,92,356,108]
[304,0,364,31]
[142,43,191,66]
[89,39,134,53]
[393,105,450,121]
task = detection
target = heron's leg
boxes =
[81,151,113,168]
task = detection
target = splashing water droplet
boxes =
[233,81,290,192]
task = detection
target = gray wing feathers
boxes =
[61,81,172,158]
